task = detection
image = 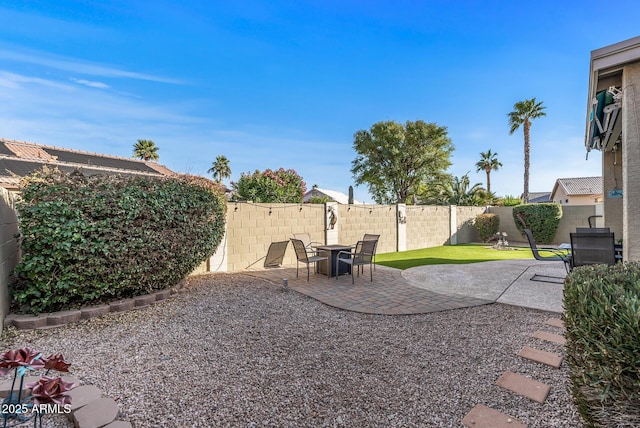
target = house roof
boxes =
[303,187,362,204]
[528,192,551,203]
[0,138,176,189]
[551,176,603,199]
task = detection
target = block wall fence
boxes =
[206,202,597,272]
[0,201,598,332]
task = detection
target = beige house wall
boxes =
[0,188,20,334]
[552,187,601,206]
[622,62,640,261]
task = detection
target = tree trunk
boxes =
[523,120,531,203]
[485,167,491,194]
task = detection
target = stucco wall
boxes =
[0,188,20,334]
[622,62,640,261]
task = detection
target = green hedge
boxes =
[564,263,640,427]
[12,168,227,314]
[512,203,562,244]
[474,213,499,242]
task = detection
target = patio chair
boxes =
[523,229,572,281]
[292,233,323,251]
[362,233,380,271]
[336,239,377,284]
[290,238,328,281]
[263,241,289,268]
[570,231,616,270]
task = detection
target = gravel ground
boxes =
[1,273,583,427]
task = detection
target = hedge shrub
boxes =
[474,213,500,242]
[512,203,562,244]
[564,263,640,427]
[12,168,227,314]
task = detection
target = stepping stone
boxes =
[0,375,41,398]
[545,318,564,329]
[72,397,118,428]
[66,384,102,412]
[462,404,526,428]
[518,346,563,368]
[533,330,566,345]
[103,421,133,428]
[496,371,551,403]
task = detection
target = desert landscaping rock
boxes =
[66,384,103,411]
[0,273,583,427]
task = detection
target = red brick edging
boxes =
[3,287,178,330]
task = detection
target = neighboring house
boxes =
[585,35,640,261]
[0,138,176,191]
[528,192,551,203]
[550,177,603,205]
[302,187,363,204]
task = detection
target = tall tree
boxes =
[133,139,159,161]
[208,155,231,183]
[475,149,502,194]
[508,98,546,203]
[351,120,454,204]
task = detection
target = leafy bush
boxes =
[12,168,226,314]
[512,203,562,244]
[564,263,640,427]
[474,213,500,242]
[501,195,521,206]
[232,168,306,203]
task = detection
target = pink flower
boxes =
[43,354,71,373]
[26,376,75,405]
[0,347,45,373]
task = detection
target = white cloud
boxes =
[70,78,110,89]
[0,49,184,84]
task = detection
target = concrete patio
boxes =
[245,258,568,315]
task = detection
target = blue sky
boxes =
[0,1,639,203]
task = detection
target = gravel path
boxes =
[1,273,582,427]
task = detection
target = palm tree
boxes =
[207,155,231,183]
[475,149,502,194]
[133,139,159,161]
[508,98,546,203]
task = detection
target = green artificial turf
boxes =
[375,244,538,270]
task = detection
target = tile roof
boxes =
[528,192,551,203]
[0,138,176,190]
[303,187,363,204]
[554,176,603,196]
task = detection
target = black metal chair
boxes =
[576,227,610,233]
[290,238,328,281]
[362,234,380,271]
[570,231,616,270]
[523,229,572,279]
[336,240,377,284]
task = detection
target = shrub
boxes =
[12,168,226,314]
[232,167,306,203]
[564,263,640,427]
[474,213,500,242]
[512,203,562,244]
[501,195,521,206]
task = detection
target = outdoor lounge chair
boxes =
[263,241,289,268]
[290,238,328,281]
[523,229,572,281]
[576,227,610,233]
[336,239,377,284]
[569,231,616,270]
